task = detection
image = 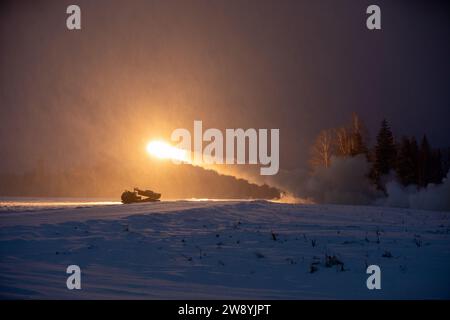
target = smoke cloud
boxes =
[377,172,450,211]
[268,155,381,205]
[264,155,450,212]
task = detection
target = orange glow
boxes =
[146,140,189,162]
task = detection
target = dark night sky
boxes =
[1,0,449,174]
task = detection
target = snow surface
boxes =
[1,200,449,299]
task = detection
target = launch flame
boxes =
[146,141,189,163]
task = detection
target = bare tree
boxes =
[335,113,368,157]
[335,127,352,156]
[310,113,369,170]
[310,129,334,168]
[350,112,368,156]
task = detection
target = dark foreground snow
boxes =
[1,200,449,299]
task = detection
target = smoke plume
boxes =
[264,155,449,211]
[377,172,450,211]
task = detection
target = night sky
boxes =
[1,0,449,174]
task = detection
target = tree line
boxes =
[310,113,449,192]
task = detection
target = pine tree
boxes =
[409,137,420,184]
[371,119,397,189]
[430,149,444,184]
[418,135,432,187]
[396,137,411,186]
[395,136,419,186]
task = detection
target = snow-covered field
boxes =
[1,200,449,299]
